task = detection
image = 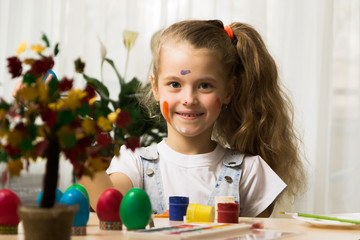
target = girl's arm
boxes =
[78,171,133,210]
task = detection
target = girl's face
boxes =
[152,41,232,139]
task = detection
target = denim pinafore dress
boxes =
[138,145,244,214]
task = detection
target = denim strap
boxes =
[207,149,244,209]
[139,145,166,214]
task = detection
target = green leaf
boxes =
[22,72,36,85]
[104,58,125,87]
[42,33,50,47]
[19,137,34,152]
[83,74,110,100]
[60,134,77,149]
[0,149,8,163]
[57,110,75,125]
[54,43,60,56]
[47,77,59,98]
[77,103,92,117]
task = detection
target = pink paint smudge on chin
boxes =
[216,98,222,109]
[163,101,171,124]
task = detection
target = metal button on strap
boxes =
[224,176,233,183]
[146,169,154,176]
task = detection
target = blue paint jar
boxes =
[169,196,189,221]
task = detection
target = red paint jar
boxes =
[217,203,239,223]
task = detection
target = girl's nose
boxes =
[183,90,198,106]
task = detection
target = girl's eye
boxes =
[199,83,212,89]
[169,82,181,88]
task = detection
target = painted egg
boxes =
[59,189,89,227]
[65,184,89,203]
[120,188,152,230]
[96,188,123,221]
[0,189,21,225]
[37,188,63,206]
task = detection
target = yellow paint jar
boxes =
[185,203,215,223]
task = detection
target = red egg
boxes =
[0,189,21,225]
[96,188,123,222]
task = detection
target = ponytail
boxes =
[215,23,306,199]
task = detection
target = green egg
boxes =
[120,188,152,230]
[65,184,89,203]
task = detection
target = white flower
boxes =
[97,36,107,60]
[123,30,139,51]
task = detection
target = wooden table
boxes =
[2,213,360,239]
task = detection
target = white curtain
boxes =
[0,0,359,214]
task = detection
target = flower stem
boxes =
[100,59,104,83]
[124,48,130,83]
[40,136,59,208]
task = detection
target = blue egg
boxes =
[37,188,63,206]
[59,188,89,227]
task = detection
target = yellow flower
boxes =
[38,125,50,137]
[82,118,95,135]
[16,42,27,56]
[48,101,64,111]
[107,108,121,123]
[8,159,23,177]
[89,96,97,105]
[62,89,87,111]
[23,58,35,65]
[18,85,38,102]
[123,30,139,51]
[97,116,112,132]
[7,130,22,148]
[0,109,5,121]
[37,78,48,104]
[88,157,108,173]
[24,105,38,121]
[31,45,46,54]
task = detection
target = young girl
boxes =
[80,19,305,217]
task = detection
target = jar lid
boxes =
[217,202,239,211]
[169,196,189,204]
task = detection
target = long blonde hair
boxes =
[143,20,306,200]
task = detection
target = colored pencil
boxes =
[279,211,360,224]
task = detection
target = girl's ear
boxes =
[151,73,160,101]
[223,77,235,104]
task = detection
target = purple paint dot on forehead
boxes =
[180,70,191,75]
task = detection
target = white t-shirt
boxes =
[106,140,286,217]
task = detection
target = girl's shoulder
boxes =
[134,144,159,160]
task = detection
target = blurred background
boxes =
[0,0,359,215]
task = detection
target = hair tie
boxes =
[224,25,234,41]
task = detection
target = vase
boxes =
[18,204,78,240]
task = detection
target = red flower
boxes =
[41,108,58,128]
[58,77,73,92]
[125,137,140,151]
[115,110,132,128]
[83,84,96,103]
[97,132,112,147]
[29,56,54,76]
[7,57,22,78]
[34,140,48,157]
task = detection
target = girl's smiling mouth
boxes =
[176,111,204,119]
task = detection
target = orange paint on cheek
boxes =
[163,101,171,124]
[216,98,222,109]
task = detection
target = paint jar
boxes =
[214,196,235,219]
[169,196,189,221]
[217,203,239,223]
[185,203,215,223]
